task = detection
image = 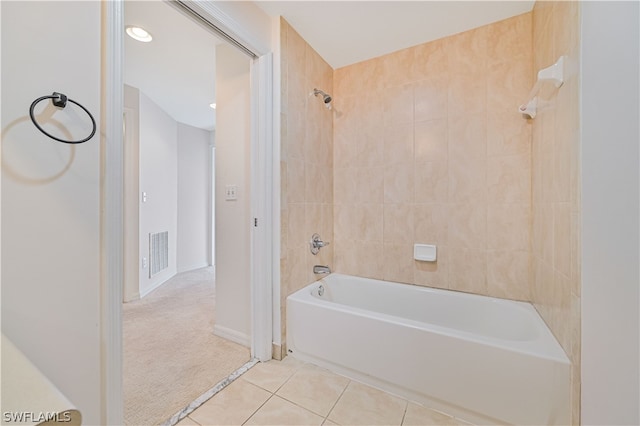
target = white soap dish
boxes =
[414,244,436,262]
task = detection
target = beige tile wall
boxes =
[530,2,581,424]
[332,13,534,300]
[280,18,334,343]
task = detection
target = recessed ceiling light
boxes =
[210,103,217,109]
[126,26,153,43]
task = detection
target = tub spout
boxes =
[313,265,331,275]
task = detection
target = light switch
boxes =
[225,185,238,200]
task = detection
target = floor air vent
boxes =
[149,231,168,278]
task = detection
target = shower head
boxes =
[312,88,332,108]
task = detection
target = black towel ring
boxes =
[29,92,96,144]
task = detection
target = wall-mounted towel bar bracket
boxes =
[519,56,565,119]
[51,92,68,108]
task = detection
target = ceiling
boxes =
[257,1,535,69]
[124,1,223,131]
[124,1,534,131]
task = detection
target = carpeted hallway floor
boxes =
[123,267,251,426]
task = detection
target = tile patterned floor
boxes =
[177,357,471,426]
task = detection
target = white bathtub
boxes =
[286,274,570,425]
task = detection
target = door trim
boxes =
[102,1,124,424]
[250,52,274,361]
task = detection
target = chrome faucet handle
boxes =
[310,233,330,255]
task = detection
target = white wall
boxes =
[211,1,273,53]
[206,0,279,351]
[1,2,101,423]
[581,2,640,424]
[139,92,178,297]
[177,122,212,272]
[214,44,252,345]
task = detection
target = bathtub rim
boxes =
[288,273,570,364]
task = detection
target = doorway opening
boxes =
[120,1,257,424]
[104,1,274,423]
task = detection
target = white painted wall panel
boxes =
[177,122,212,272]
[214,44,251,344]
[581,2,640,424]
[1,2,102,422]
[138,93,178,296]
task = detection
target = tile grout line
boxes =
[270,359,306,393]
[240,393,277,426]
[271,392,330,422]
[322,378,352,424]
[243,363,300,395]
[269,362,348,421]
[399,399,409,426]
[240,359,308,425]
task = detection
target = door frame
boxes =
[102,1,274,423]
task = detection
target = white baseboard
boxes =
[139,273,174,299]
[177,263,210,274]
[213,325,250,347]
[123,292,140,303]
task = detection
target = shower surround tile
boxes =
[448,114,486,161]
[413,38,449,79]
[486,249,530,300]
[383,203,415,243]
[383,243,415,284]
[414,76,449,122]
[487,154,531,203]
[414,118,448,163]
[414,161,449,204]
[487,109,532,157]
[413,203,449,245]
[414,245,449,290]
[279,17,334,342]
[530,2,581,423]
[448,154,488,204]
[384,164,415,204]
[383,84,415,125]
[487,59,532,111]
[487,11,532,63]
[383,123,415,165]
[487,203,530,250]
[382,46,416,88]
[356,167,384,203]
[332,12,533,296]
[448,248,488,295]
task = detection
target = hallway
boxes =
[123,267,250,425]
